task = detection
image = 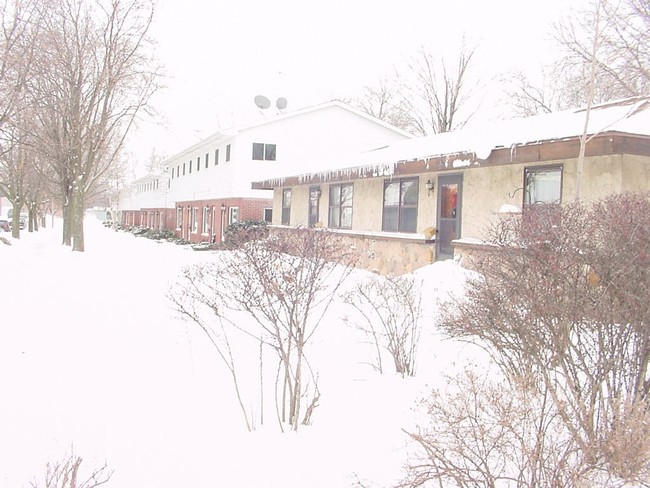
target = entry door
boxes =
[308,186,321,227]
[436,174,463,260]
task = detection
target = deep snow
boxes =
[0,218,481,488]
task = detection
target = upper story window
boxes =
[524,165,562,206]
[205,153,209,168]
[189,160,193,174]
[214,149,219,165]
[225,144,231,162]
[182,163,186,175]
[382,177,419,233]
[197,157,201,171]
[281,189,292,225]
[328,183,353,229]
[252,143,277,161]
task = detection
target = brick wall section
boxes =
[174,197,272,243]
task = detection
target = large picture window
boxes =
[281,189,292,225]
[524,166,562,206]
[328,184,353,229]
[382,178,419,233]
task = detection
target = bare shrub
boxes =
[30,451,112,488]
[171,228,353,431]
[343,274,422,376]
[399,366,582,488]
[437,192,650,483]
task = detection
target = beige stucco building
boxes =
[253,97,650,275]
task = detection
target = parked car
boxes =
[0,219,9,232]
[9,217,26,230]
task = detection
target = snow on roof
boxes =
[258,96,650,184]
[160,100,412,167]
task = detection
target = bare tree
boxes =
[171,228,353,431]
[555,0,650,103]
[31,0,160,251]
[343,274,422,376]
[30,451,112,488]
[351,77,413,133]
[438,193,650,484]
[398,41,480,136]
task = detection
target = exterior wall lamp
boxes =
[426,179,434,196]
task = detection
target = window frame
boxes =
[176,207,183,230]
[252,142,277,161]
[281,188,292,226]
[328,183,354,229]
[191,207,198,233]
[523,165,563,207]
[225,144,231,162]
[202,206,210,235]
[382,177,419,233]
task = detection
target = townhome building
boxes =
[253,97,650,274]
[118,100,412,243]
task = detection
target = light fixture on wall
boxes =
[426,179,434,196]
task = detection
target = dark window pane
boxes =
[341,207,353,229]
[328,207,340,227]
[400,207,418,232]
[341,184,353,205]
[383,207,399,231]
[265,144,276,161]
[252,143,264,160]
[329,186,341,206]
[282,189,292,207]
[384,182,400,206]
[226,144,231,161]
[281,208,290,225]
[401,179,418,205]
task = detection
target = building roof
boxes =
[160,100,413,167]
[252,96,650,189]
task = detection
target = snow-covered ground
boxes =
[0,218,482,488]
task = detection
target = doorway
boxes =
[436,174,463,260]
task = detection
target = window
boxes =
[524,165,562,206]
[229,207,239,225]
[205,152,209,168]
[191,207,198,233]
[263,208,272,222]
[328,184,353,229]
[176,207,183,230]
[189,160,192,174]
[202,207,209,234]
[182,163,186,175]
[382,178,419,233]
[281,189,292,225]
[252,143,277,161]
[177,165,180,177]
[225,144,231,162]
[197,157,201,171]
[214,149,219,165]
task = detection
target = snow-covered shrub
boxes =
[432,192,650,485]
[343,274,422,376]
[170,228,354,431]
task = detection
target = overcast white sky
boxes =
[125,0,583,174]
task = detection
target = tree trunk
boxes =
[72,187,85,252]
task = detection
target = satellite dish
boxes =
[254,95,271,109]
[276,97,288,110]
